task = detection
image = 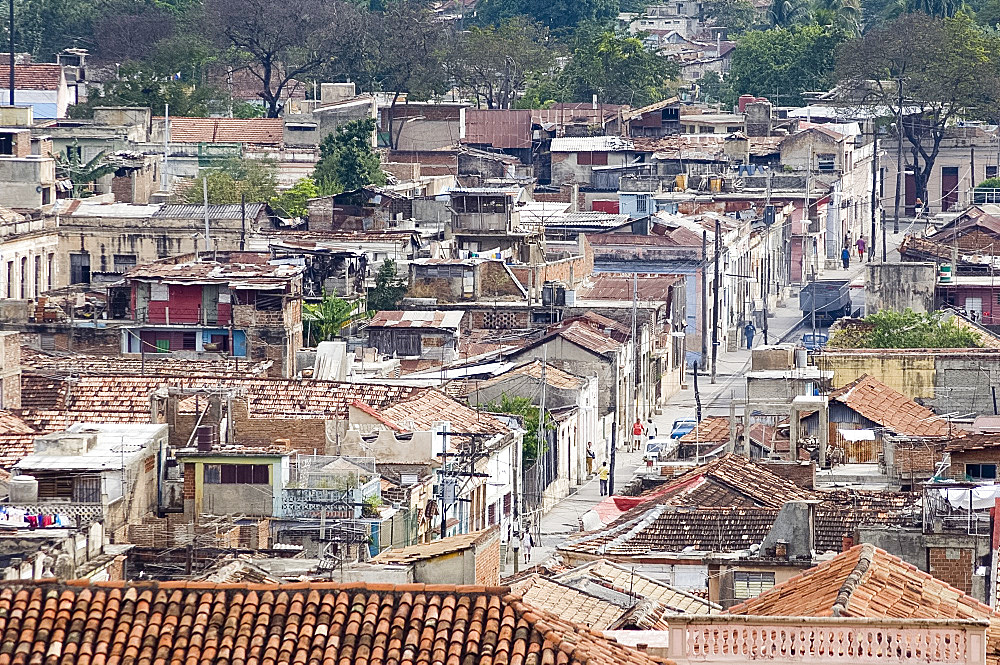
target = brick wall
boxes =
[474,530,501,586]
[947,450,1000,481]
[928,547,974,593]
[231,400,328,452]
[468,309,530,330]
[184,463,195,499]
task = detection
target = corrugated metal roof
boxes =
[152,203,267,219]
[462,110,532,149]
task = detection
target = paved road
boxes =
[501,231,906,576]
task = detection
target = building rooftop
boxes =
[21,346,274,378]
[368,310,465,330]
[0,580,667,665]
[159,117,284,145]
[510,575,639,630]
[380,388,510,443]
[474,359,586,392]
[15,422,164,471]
[5,64,63,90]
[727,543,999,628]
[373,528,496,564]
[577,273,680,302]
[829,374,955,438]
[125,253,303,287]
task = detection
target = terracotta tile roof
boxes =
[946,433,1000,452]
[158,117,284,145]
[373,528,496,564]
[542,321,622,355]
[380,388,510,442]
[560,455,917,557]
[17,374,421,429]
[474,360,586,392]
[0,580,671,665]
[727,544,1000,638]
[6,64,63,90]
[576,311,633,342]
[577,273,680,302]
[20,346,273,378]
[511,575,630,630]
[679,416,730,444]
[0,434,34,469]
[554,559,720,615]
[829,374,955,437]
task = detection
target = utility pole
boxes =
[893,77,903,234]
[608,430,616,496]
[161,103,170,191]
[202,176,211,256]
[240,192,247,251]
[870,130,878,263]
[630,273,639,422]
[711,219,720,383]
[972,144,977,202]
[7,0,13,106]
[693,362,702,422]
[537,350,546,512]
[701,230,708,371]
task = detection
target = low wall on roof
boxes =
[814,349,1000,415]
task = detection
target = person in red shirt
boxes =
[631,419,644,452]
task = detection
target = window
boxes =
[988,165,999,179]
[47,254,53,290]
[0,133,12,155]
[577,152,608,166]
[5,261,11,298]
[41,187,51,205]
[66,145,81,162]
[34,256,40,296]
[255,293,283,311]
[69,253,90,284]
[636,195,648,212]
[113,254,137,273]
[733,571,775,599]
[817,153,836,172]
[966,463,997,480]
[182,331,197,350]
[19,256,27,298]
[204,463,271,484]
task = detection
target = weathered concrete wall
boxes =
[866,262,937,314]
[201,484,274,517]
[814,349,1000,415]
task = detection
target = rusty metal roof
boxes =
[368,310,464,329]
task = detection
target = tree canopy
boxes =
[313,118,386,196]
[185,158,278,204]
[367,259,407,312]
[828,309,983,348]
[836,13,1000,207]
[727,24,850,106]
[481,393,552,464]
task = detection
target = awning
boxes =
[839,428,875,441]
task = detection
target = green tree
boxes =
[313,118,386,195]
[704,0,761,33]
[270,178,319,218]
[557,28,678,106]
[727,25,849,106]
[68,63,225,119]
[54,145,117,197]
[481,393,553,464]
[303,292,363,344]
[828,309,983,348]
[447,18,555,109]
[695,71,724,102]
[810,0,861,32]
[768,0,811,26]
[474,0,616,33]
[836,13,1000,209]
[186,158,278,204]
[367,258,407,312]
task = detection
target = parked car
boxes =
[801,333,829,351]
[642,438,672,463]
[669,418,697,439]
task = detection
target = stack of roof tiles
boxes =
[0,580,672,665]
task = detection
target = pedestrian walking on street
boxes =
[598,462,610,496]
[744,321,756,349]
[586,441,595,476]
[647,418,657,439]
[631,419,644,452]
[841,246,851,269]
[856,236,866,262]
[521,530,532,564]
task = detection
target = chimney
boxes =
[760,500,820,560]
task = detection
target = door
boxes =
[942,166,959,212]
[904,172,917,216]
[69,253,90,285]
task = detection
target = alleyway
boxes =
[503,230,906,575]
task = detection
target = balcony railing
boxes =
[665,616,987,665]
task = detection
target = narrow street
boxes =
[504,230,906,576]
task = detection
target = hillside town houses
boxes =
[3,28,1000,665]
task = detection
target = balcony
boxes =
[664,616,987,665]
